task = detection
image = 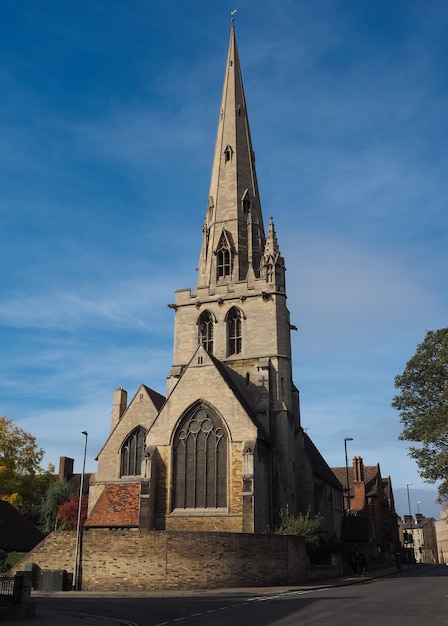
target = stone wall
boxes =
[13,529,307,591]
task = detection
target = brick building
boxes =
[332,456,400,558]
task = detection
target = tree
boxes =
[392,328,448,500]
[39,479,71,533]
[274,507,323,545]
[57,493,88,530]
[0,415,58,530]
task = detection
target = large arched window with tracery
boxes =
[227,306,242,356]
[172,404,227,509]
[198,310,214,354]
[120,427,145,477]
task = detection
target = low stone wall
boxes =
[13,529,307,591]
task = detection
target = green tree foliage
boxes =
[0,415,68,531]
[274,507,323,545]
[392,328,448,500]
[40,479,71,533]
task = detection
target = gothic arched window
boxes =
[216,232,232,280]
[173,404,227,509]
[198,310,214,354]
[120,427,145,477]
[227,306,242,356]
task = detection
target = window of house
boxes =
[227,306,242,355]
[120,427,145,477]
[173,404,227,509]
[198,310,214,354]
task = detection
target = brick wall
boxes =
[13,529,307,591]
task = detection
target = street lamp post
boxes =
[406,481,413,564]
[72,431,88,591]
[344,437,354,515]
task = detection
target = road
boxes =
[35,564,448,625]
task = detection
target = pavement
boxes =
[20,564,409,625]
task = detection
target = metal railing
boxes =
[0,575,23,606]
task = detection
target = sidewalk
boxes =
[25,565,405,625]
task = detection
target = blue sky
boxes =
[1,1,447,519]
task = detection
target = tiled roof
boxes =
[331,464,380,493]
[84,483,141,527]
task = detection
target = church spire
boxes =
[196,26,265,290]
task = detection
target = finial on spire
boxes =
[231,9,237,24]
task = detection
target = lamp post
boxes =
[406,481,413,563]
[344,438,353,515]
[72,431,88,591]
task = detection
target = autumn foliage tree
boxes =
[392,328,448,501]
[0,415,63,530]
[57,494,88,530]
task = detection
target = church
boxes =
[85,25,343,539]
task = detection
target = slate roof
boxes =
[0,501,44,552]
[209,352,272,443]
[83,483,140,528]
[304,433,343,490]
[142,384,166,411]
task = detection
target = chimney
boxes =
[59,456,74,481]
[353,456,364,482]
[111,386,128,431]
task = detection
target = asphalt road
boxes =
[34,564,448,626]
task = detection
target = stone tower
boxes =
[162,25,309,530]
[86,25,314,535]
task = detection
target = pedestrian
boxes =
[357,551,366,576]
[350,552,358,576]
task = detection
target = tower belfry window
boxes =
[217,247,231,278]
[216,232,232,280]
[227,306,242,356]
[198,310,214,354]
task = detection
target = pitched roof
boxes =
[208,352,271,443]
[0,501,44,552]
[84,483,140,528]
[141,384,166,411]
[304,434,343,490]
[332,464,381,494]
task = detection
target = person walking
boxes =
[357,551,366,576]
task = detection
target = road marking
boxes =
[152,585,340,625]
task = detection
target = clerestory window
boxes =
[120,427,145,477]
[172,404,227,509]
[198,310,214,354]
[227,306,242,356]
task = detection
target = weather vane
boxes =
[231,9,237,24]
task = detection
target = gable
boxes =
[95,384,166,477]
[147,346,265,446]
